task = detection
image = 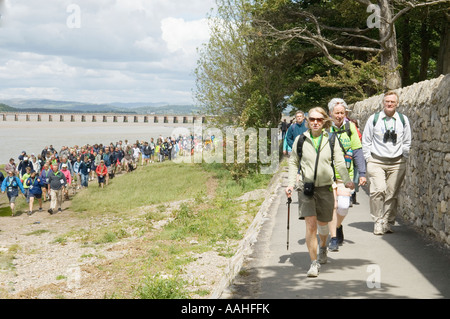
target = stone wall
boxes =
[350,74,450,246]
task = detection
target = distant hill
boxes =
[0,99,200,115]
[0,103,16,112]
[132,104,201,115]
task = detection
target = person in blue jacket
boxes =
[285,110,308,149]
[25,170,45,215]
[39,162,52,201]
[1,170,26,216]
[283,134,292,156]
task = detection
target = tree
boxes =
[437,10,450,75]
[194,0,254,128]
[309,55,388,103]
[195,0,301,128]
[255,0,450,90]
[195,0,449,128]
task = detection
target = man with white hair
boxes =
[362,91,411,235]
[328,98,367,250]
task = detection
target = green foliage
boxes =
[133,161,272,298]
[196,0,448,119]
[396,5,448,85]
[195,0,294,129]
[70,162,209,214]
[136,274,189,299]
[287,57,342,112]
[194,0,254,128]
[163,201,241,242]
[309,55,387,105]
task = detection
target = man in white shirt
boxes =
[362,91,411,235]
[132,144,141,167]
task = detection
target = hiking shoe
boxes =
[307,260,320,277]
[39,207,42,212]
[336,225,344,245]
[328,237,339,252]
[384,222,394,233]
[374,220,385,235]
[48,208,54,215]
[27,210,33,216]
[318,246,328,264]
[58,208,62,213]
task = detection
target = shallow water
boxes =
[0,120,196,165]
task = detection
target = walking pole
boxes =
[287,190,292,250]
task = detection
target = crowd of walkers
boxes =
[1,134,211,216]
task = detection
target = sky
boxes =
[0,0,216,105]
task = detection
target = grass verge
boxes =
[1,160,274,298]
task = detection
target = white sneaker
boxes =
[307,260,320,277]
[374,220,385,235]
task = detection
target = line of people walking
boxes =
[284,91,411,277]
[0,135,200,216]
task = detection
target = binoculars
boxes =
[383,130,397,143]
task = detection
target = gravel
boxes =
[0,198,233,299]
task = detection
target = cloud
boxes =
[162,17,210,55]
[0,0,215,104]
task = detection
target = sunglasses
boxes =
[308,117,324,123]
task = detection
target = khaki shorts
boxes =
[298,185,334,222]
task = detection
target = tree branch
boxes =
[255,18,382,62]
[355,0,373,6]
[392,0,450,24]
[254,0,450,67]
[378,0,450,45]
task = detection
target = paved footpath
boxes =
[224,170,450,299]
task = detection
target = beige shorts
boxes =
[298,185,334,222]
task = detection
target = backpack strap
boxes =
[398,112,406,126]
[331,121,352,137]
[328,131,337,182]
[296,134,307,173]
[373,111,405,127]
[297,132,336,181]
[344,121,352,137]
[373,112,380,126]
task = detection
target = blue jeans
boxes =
[81,173,89,187]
